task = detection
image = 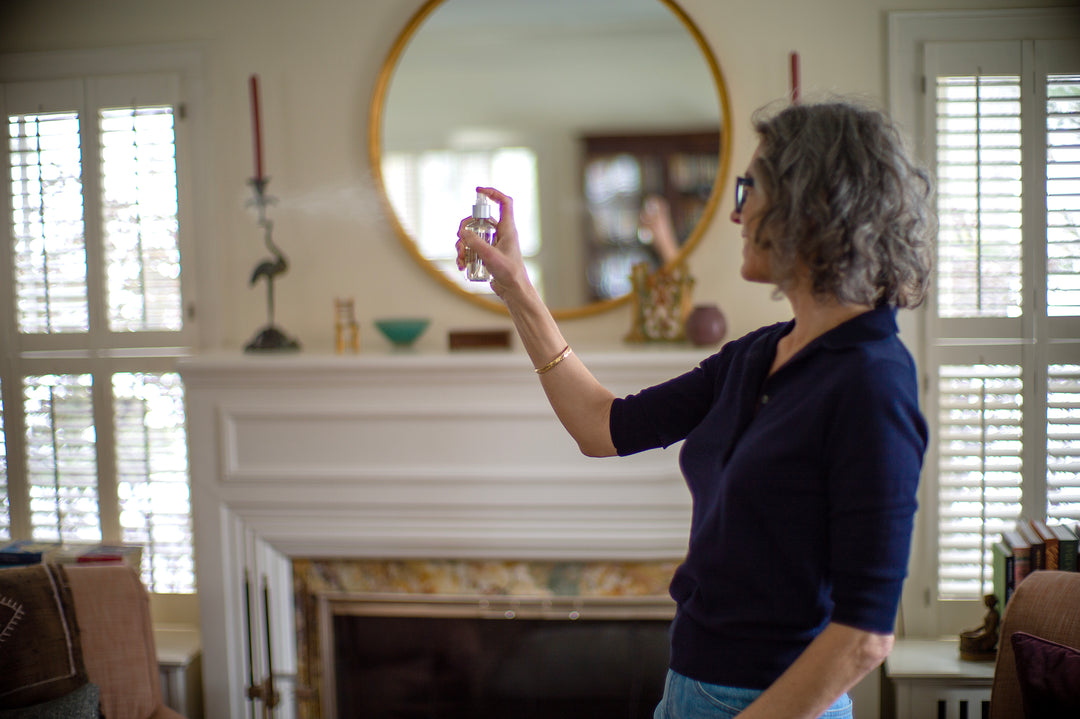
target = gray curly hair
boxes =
[750,100,934,308]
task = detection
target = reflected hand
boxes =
[638,194,679,264]
[456,186,530,301]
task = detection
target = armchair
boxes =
[0,562,185,719]
[989,570,1080,718]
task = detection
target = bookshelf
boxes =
[581,130,720,300]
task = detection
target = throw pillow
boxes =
[0,681,100,719]
[1011,630,1080,718]
[0,564,89,708]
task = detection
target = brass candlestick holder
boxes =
[334,298,359,354]
[245,177,300,352]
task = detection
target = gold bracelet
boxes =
[535,345,572,375]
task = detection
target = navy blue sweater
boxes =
[610,305,926,689]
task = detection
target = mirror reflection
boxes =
[373,0,729,316]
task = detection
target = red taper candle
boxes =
[790,52,800,104]
[249,74,264,181]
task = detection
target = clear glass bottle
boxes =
[464,192,497,282]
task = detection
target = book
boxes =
[74,555,124,564]
[1075,521,1080,570]
[1048,523,1079,572]
[1017,521,1045,572]
[992,540,1014,606]
[73,544,143,571]
[1030,519,1061,570]
[1002,529,1032,587]
[0,540,61,565]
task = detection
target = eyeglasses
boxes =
[735,175,754,213]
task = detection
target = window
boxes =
[923,40,1080,601]
[1,60,197,594]
[890,9,1080,634]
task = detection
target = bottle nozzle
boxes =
[472,192,491,219]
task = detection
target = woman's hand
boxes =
[638,194,679,264]
[456,187,530,302]
[736,622,893,719]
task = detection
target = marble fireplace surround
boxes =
[180,349,700,718]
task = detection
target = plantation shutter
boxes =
[935,363,1023,597]
[113,371,192,593]
[1048,364,1080,522]
[926,40,1080,600]
[1045,67,1080,525]
[7,80,89,334]
[935,74,1023,320]
[2,72,194,593]
[23,374,100,542]
[1046,74,1080,317]
[100,105,182,332]
[927,42,1025,599]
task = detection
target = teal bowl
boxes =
[374,318,430,348]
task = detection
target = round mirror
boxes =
[370,0,731,318]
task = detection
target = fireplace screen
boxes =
[324,595,673,718]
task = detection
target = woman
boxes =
[456,99,933,719]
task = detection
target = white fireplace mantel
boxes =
[180,348,700,718]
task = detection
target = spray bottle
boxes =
[464,192,497,282]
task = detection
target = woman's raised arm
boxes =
[456,187,617,457]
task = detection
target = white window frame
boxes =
[889,8,1080,637]
[0,45,212,595]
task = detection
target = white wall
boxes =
[1,0,1068,355]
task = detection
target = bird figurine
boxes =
[249,221,287,297]
[245,182,300,351]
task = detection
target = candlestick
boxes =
[250,74,264,182]
[243,73,299,354]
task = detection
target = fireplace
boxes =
[331,608,669,717]
[293,558,678,718]
[180,350,698,718]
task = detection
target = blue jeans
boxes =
[653,669,853,719]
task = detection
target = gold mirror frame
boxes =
[369,0,732,320]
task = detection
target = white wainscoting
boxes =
[180,349,700,718]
